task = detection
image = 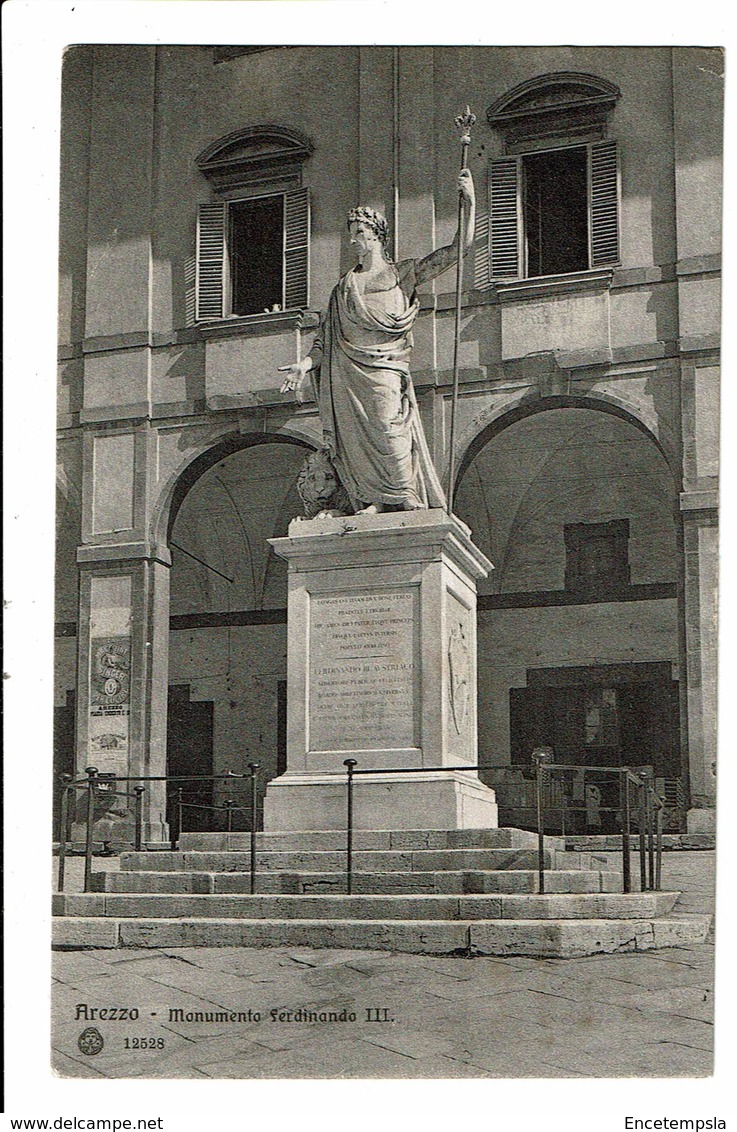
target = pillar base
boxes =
[70,817,169,847]
[263,771,498,832]
[686,807,716,834]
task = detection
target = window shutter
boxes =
[473,212,492,290]
[196,202,227,320]
[489,157,521,279]
[284,187,310,309]
[589,141,620,267]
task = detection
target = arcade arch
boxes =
[453,403,684,825]
[164,434,314,828]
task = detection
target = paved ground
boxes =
[51,852,715,1079]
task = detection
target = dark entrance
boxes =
[509,663,682,831]
[166,684,215,832]
[53,691,76,838]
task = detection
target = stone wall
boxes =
[54,46,721,824]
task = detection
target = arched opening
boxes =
[165,434,313,831]
[454,404,684,831]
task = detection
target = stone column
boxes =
[73,421,170,843]
[681,498,718,832]
[75,545,171,842]
[678,360,719,832]
[672,50,722,833]
[263,510,497,831]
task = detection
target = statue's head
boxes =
[347,206,389,252]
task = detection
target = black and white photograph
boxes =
[3,2,734,1123]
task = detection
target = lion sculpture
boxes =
[296,450,352,519]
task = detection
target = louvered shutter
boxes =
[473,212,492,290]
[589,141,620,267]
[283,187,310,309]
[489,157,521,279]
[196,202,227,320]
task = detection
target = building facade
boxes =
[55,45,721,836]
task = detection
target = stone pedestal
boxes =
[263,510,497,831]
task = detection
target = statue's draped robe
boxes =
[311,260,446,510]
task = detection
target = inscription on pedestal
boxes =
[309,589,417,751]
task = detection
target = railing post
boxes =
[177,787,184,848]
[531,748,552,894]
[83,766,99,894]
[248,763,260,896]
[655,800,663,891]
[637,773,647,891]
[646,774,656,891]
[134,785,145,851]
[170,787,182,851]
[224,798,234,834]
[620,771,632,894]
[344,759,357,895]
[57,774,72,893]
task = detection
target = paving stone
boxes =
[51,950,121,989]
[51,1049,109,1078]
[410,1054,495,1078]
[532,1036,713,1078]
[359,1028,457,1060]
[53,918,120,949]
[117,917,471,952]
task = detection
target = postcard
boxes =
[3,3,734,1127]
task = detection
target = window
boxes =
[229,196,284,315]
[524,147,588,277]
[564,519,630,598]
[195,126,313,320]
[583,688,619,748]
[483,73,621,282]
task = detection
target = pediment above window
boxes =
[487,73,620,145]
[196,126,314,192]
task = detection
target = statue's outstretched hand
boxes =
[278,359,309,394]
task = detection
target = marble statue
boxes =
[279,170,476,515]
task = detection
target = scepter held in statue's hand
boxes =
[447,106,476,517]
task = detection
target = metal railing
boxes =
[342,758,665,896]
[58,758,665,900]
[56,764,261,893]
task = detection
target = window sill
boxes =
[495,268,615,303]
[197,308,320,340]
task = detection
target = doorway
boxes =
[166,684,215,832]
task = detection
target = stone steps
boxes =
[56,890,676,921]
[90,867,622,895]
[176,828,564,852]
[119,847,565,874]
[51,913,712,958]
[53,827,707,958]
